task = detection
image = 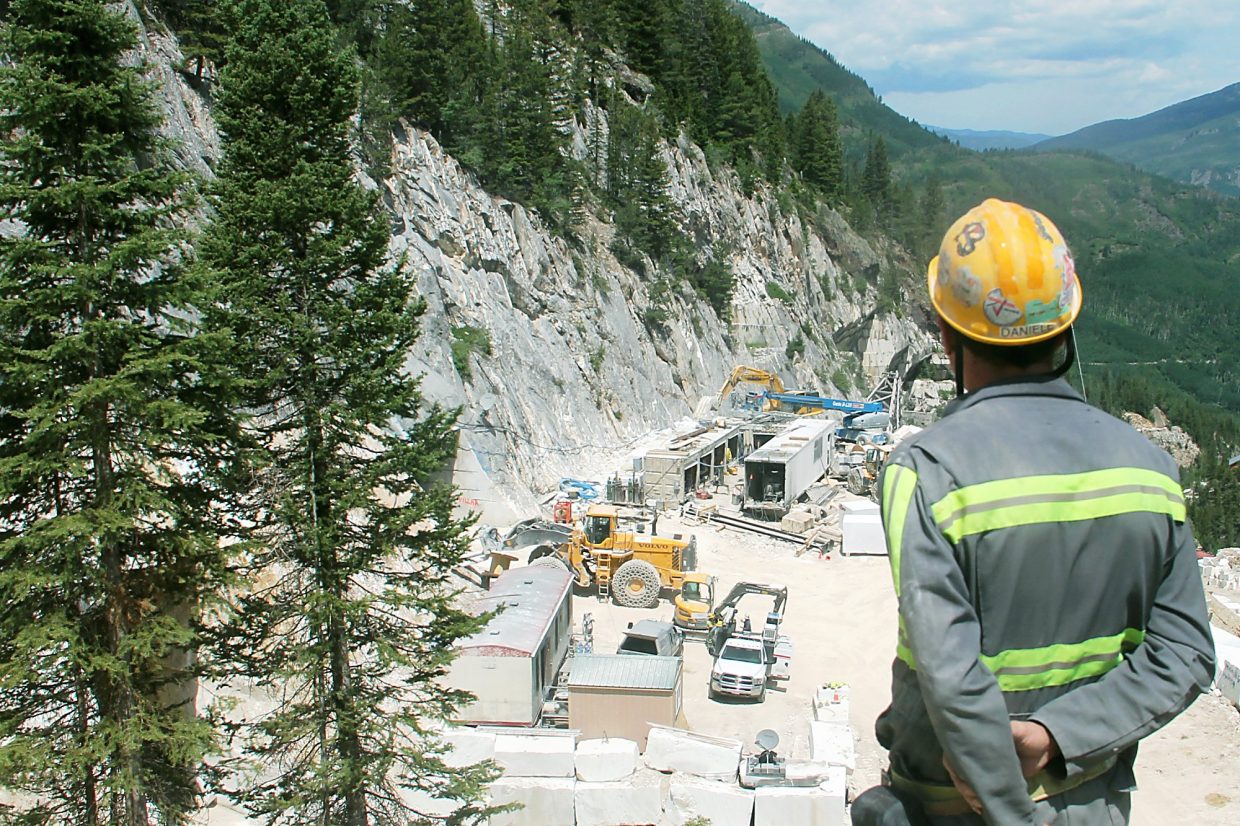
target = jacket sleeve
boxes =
[1029,518,1215,778]
[882,459,1036,825]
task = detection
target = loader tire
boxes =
[847,467,868,497]
[611,560,662,609]
[530,554,572,575]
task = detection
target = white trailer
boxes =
[742,419,834,518]
[448,564,573,726]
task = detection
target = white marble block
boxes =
[489,777,575,826]
[753,780,844,826]
[443,727,497,768]
[643,726,742,781]
[575,768,665,826]
[809,720,856,771]
[494,733,576,778]
[576,738,640,782]
[668,774,755,826]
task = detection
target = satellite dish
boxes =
[755,729,780,751]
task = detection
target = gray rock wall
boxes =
[131,21,934,520]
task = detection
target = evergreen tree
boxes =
[861,135,893,219]
[918,173,945,258]
[201,1,495,822]
[792,90,843,200]
[0,1,241,822]
[374,0,490,141]
[607,100,680,263]
[157,0,228,83]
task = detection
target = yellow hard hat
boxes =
[927,198,1082,346]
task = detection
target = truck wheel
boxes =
[612,560,661,609]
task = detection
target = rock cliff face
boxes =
[138,21,934,521]
[1122,410,1201,469]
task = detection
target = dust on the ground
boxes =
[567,505,1240,826]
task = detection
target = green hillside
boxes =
[730,2,943,159]
[1035,83,1240,197]
[732,1,1240,421]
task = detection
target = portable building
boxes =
[567,654,683,749]
[839,499,886,556]
[743,419,834,518]
[449,564,573,726]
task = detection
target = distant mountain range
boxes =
[1034,83,1240,197]
[927,127,1052,151]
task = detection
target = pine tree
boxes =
[201,0,496,822]
[792,90,844,200]
[862,135,893,218]
[0,1,242,822]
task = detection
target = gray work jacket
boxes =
[876,377,1215,825]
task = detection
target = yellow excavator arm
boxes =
[718,365,786,402]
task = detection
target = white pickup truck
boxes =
[709,637,769,701]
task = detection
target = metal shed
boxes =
[567,654,683,749]
[448,564,573,726]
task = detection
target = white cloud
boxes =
[751,0,1240,133]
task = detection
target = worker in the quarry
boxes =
[852,198,1215,826]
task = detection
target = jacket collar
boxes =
[941,377,1085,419]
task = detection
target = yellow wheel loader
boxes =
[485,505,697,609]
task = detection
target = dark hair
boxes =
[960,333,1066,369]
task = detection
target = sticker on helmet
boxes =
[955,222,986,257]
[983,288,1023,326]
[1025,299,1063,325]
[1054,245,1077,310]
[949,264,982,308]
[999,323,1058,339]
[1031,212,1055,243]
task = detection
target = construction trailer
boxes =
[641,421,747,503]
[448,564,573,726]
[567,654,683,749]
[742,419,834,519]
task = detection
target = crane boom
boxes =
[761,392,883,418]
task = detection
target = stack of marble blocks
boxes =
[428,685,857,825]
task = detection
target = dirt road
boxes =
[575,508,1240,825]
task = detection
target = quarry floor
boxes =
[575,506,1240,826]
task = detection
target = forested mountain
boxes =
[1035,82,1240,197]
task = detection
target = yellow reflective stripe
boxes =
[931,468,1184,542]
[882,464,919,596]
[896,617,916,669]
[980,628,1145,692]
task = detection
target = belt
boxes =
[886,755,1117,817]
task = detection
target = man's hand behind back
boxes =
[942,721,1060,822]
[1011,720,1059,778]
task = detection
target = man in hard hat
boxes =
[852,199,1215,825]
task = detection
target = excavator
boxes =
[715,365,787,414]
[481,504,698,610]
[696,581,789,656]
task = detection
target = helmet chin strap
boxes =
[1049,328,1077,381]
[955,343,966,398]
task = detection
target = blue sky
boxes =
[750,1,1240,135]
